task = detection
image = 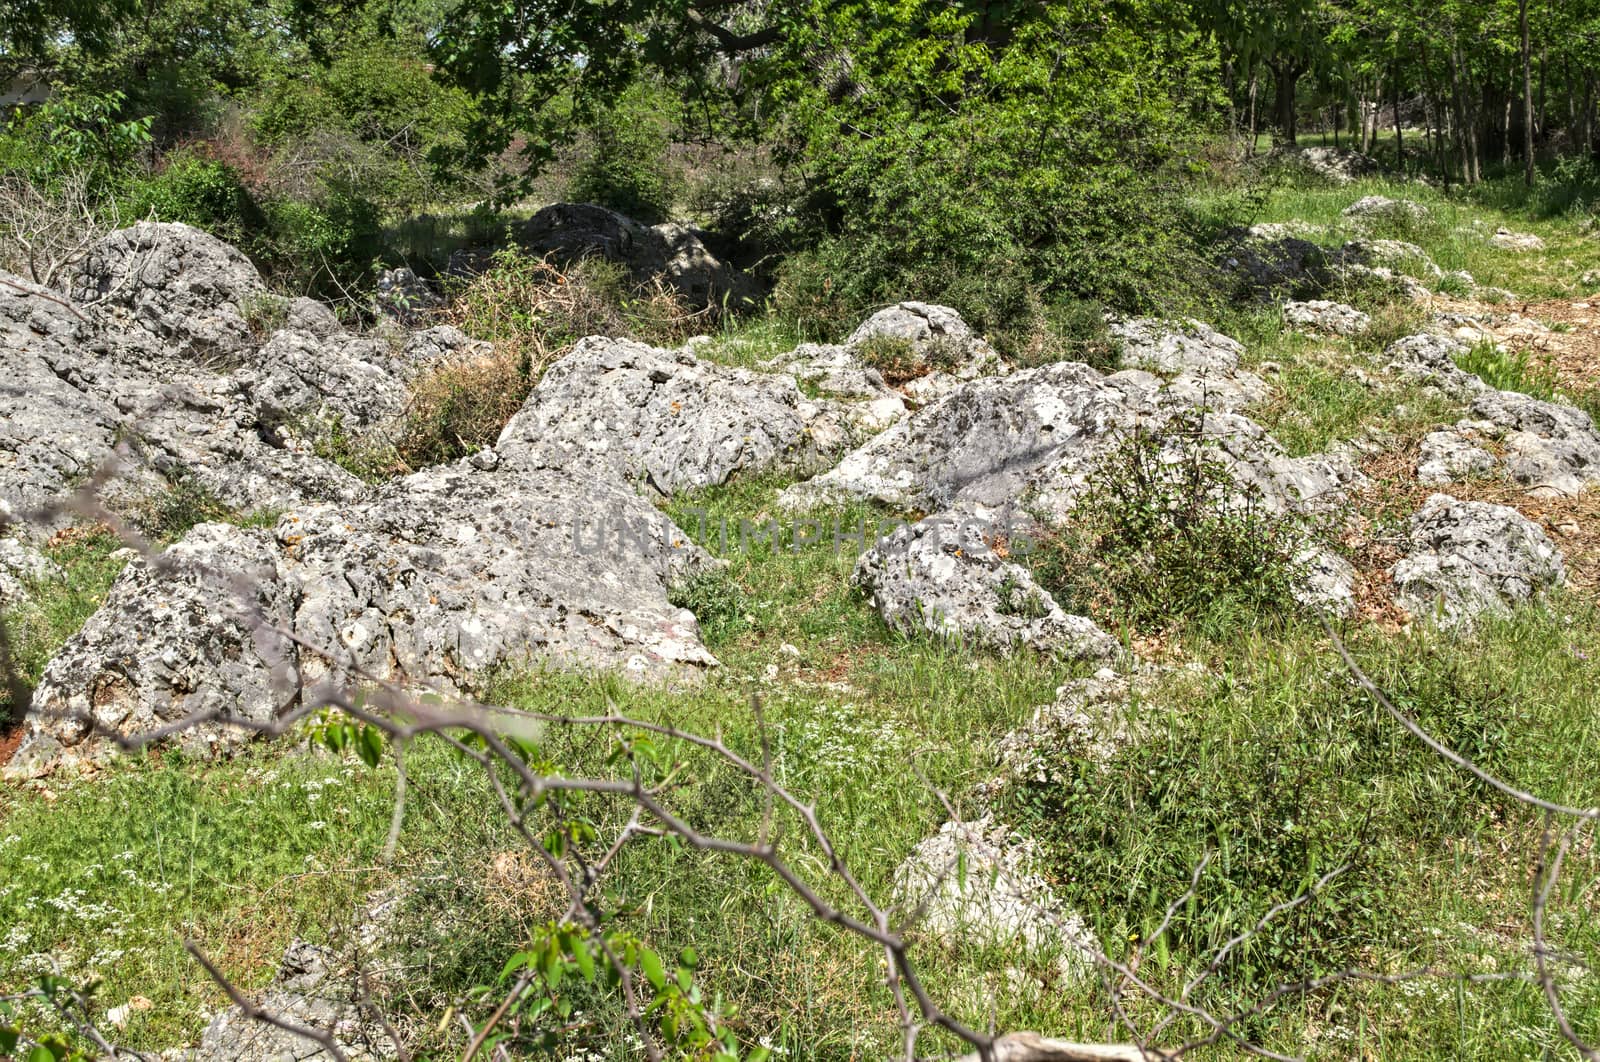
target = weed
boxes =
[1028,412,1311,637]
[668,566,751,647]
[1454,341,1559,399]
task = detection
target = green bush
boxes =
[262,182,382,294]
[668,567,750,647]
[567,86,681,223]
[1454,340,1559,399]
[120,149,265,246]
[1028,412,1311,637]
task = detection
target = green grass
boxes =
[1193,170,1600,301]
[0,745,403,1046]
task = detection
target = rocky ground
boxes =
[4,184,1600,1058]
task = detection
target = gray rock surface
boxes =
[489,203,755,309]
[0,535,58,605]
[852,512,1116,660]
[895,817,1097,976]
[498,337,832,492]
[67,222,266,362]
[1218,229,1331,299]
[170,892,403,1061]
[1384,334,1485,399]
[1488,228,1545,252]
[1284,299,1371,336]
[11,524,297,778]
[1342,196,1430,227]
[373,267,442,324]
[847,302,1007,403]
[1112,316,1243,374]
[1467,389,1600,496]
[1390,493,1566,626]
[1274,146,1379,184]
[991,669,1147,783]
[8,460,720,776]
[1416,429,1497,485]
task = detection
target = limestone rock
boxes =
[1273,146,1379,184]
[67,222,266,362]
[1416,430,1497,485]
[498,337,827,492]
[847,302,1007,402]
[1488,228,1545,252]
[1468,389,1600,496]
[1342,195,1430,227]
[10,524,298,778]
[373,267,442,324]
[895,817,1097,976]
[282,460,718,693]
[1284,299,1371,336]
[851,512,1116,660]
[0,535,58,605]
[240,329,409,436]
[1384,334,1485,399]
[1112,316,1243,374]
[1390,493,1566,626]
[492,203,755,309]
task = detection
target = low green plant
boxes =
[1454,340,1559,399]
[120,149,265,248]
[1028,412,1311,637]
[566,83,681,224]
[0,526,127,715]
[668,567,751,646]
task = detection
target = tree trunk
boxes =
[1521,0,1535,186]
[1392,61,1404,165]
[1247,67,1259,155]
[1449,43,1471,182]
[1270,60,1301,145]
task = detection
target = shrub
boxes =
[393,349,536,470]
[668,567,751,646]
[1027,412,1311,636]
[120,149,265,247]
[566,85,681,224]
[261,182,383,294]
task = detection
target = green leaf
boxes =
[639,947,666,990]
[573,942,596,982]
[0,1028,18,1054]
[356,725,384,768]
[28,1046,56,1062]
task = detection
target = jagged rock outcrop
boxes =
[1390,493,1566,626]
[1466,389,1600,496]
[762,342,909,441]
[284,460,717,691]
[497,337,838,492]
[895,817,1097,976]
[1384,334,1485,399]
[1416,429,1497,485]
[373,267,443,324]
[7,458,720,777]
[1488,228,1545,252]
[0,274,143,522]
[67,222,266,362]
[852,512,1116,660]
[990,669,1149,785]
[170,892,404,1061]
[1112,316,1243,374]
[1342,196,1430,227]
[847,301,1007,403]
[0,535,58,605]
[12,524,298,777]
[1284,299,1371,336]
[1272,145,1379,184]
